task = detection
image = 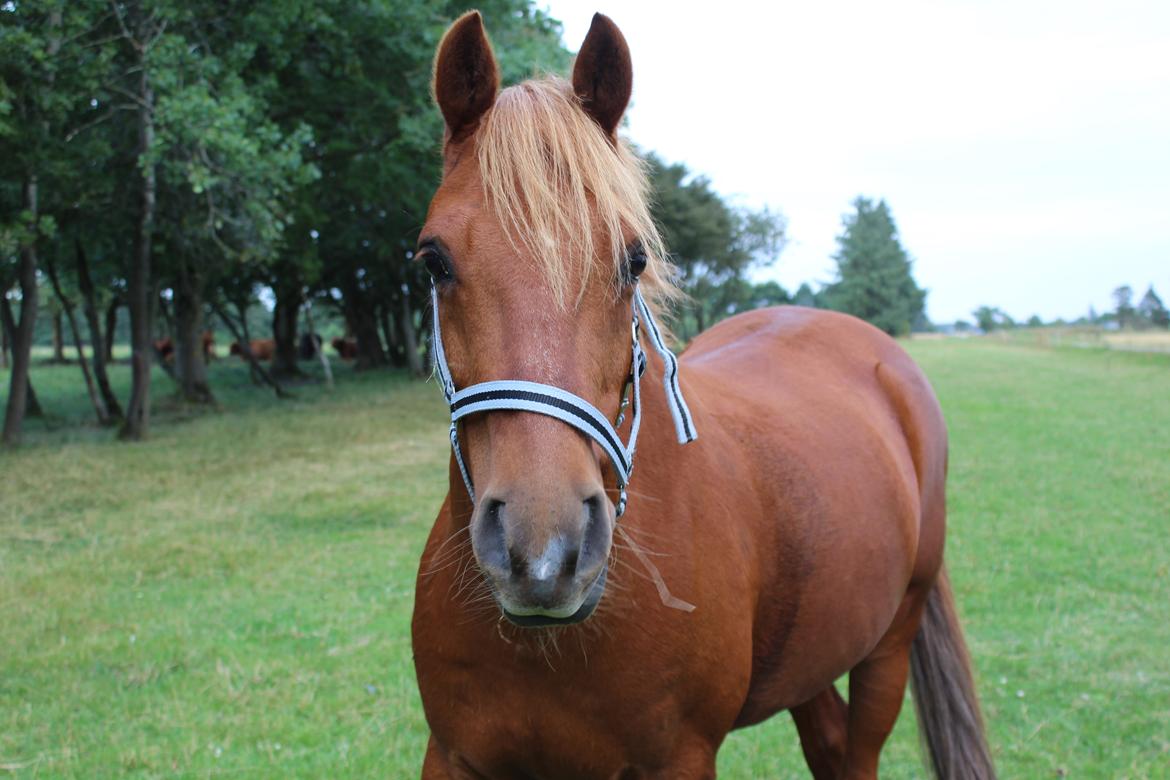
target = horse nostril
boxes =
[472,498,510,575]
[580,494,611,568]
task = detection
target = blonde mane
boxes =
[475,77,680,320]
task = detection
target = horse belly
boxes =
[733,419,923,723]
[737,509,917,724]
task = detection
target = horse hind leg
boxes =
[838,587,929,780]
[790,687,848,780]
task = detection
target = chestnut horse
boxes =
[412,12,994,780]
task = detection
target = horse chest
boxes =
[418,651,701,777]
[414,598,749,778]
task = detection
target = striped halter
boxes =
[430,284,697,517]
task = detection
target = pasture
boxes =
[1,338,1167,778]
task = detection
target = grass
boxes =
[1,339,1168,778]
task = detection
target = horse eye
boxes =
[419,246,453,283]
[624,242,647,283]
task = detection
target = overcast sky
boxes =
[541,0,1169,324]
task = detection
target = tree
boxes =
[972,305,1013,333]
[792,283,819,309]
[822,197,925,337]
[0,1,95,443]
[645,152,786,336]
[1113,285,1134,330]
[259,1,570,372]
[1137,286,1168,329]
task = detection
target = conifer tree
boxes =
[822,197,926,336]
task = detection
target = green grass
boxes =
[1,340,1167,778]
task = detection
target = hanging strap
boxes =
[635,292,697,445]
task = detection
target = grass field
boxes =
[2,339,1168,778]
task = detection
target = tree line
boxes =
[3,2,926,447]
[966,284,1168,333]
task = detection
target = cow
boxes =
[229,338,276,361]
[331,337,358,360]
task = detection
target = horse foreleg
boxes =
[839,594,927,779]
[790,687,848,780]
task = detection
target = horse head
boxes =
[421,12,680,626]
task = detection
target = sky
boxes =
[541,0,1170,324]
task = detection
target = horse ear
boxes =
[572,13,632,138]
[433,11,500,141]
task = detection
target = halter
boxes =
[431,284,697,517]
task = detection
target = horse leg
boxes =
[839,593,928,779]
[790,687,848,780]
[422,737,453,779]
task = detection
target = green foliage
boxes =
[1,0,573,403]
[792,282,819,309]
[645,152,787,335]
[822,197,926,336]
[972,305,1014,333]
[1137,285,1168,329]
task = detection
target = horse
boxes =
[228,338,275,361]
[412,12,994,780]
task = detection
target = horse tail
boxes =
[909,566,996,779]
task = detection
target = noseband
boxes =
[431,284,697,517]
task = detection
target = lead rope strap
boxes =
[635,290,697,445]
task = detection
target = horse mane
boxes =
[476,76,681,322]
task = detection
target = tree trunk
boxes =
[1,292,42,418]
[0,301,8,370]
[173,260,213,404]
[104,298,118,362]
[44,252,109,425]
[341,279,387,371]
[303,302,333,390]
[353,310,386,370]
[51,310,66,363]
[399,292,424,377]
[120,67,156,441]
[75,239,122,419]
[2,176,41,445]
[381,303,405,368]
[271,284,303,378]
[213,299,289,399]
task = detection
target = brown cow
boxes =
[331,337,358,360]
[154,332,214,362]
[229,338,275,361]
[153,337,174,361]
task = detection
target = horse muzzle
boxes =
[471,492,612,627]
